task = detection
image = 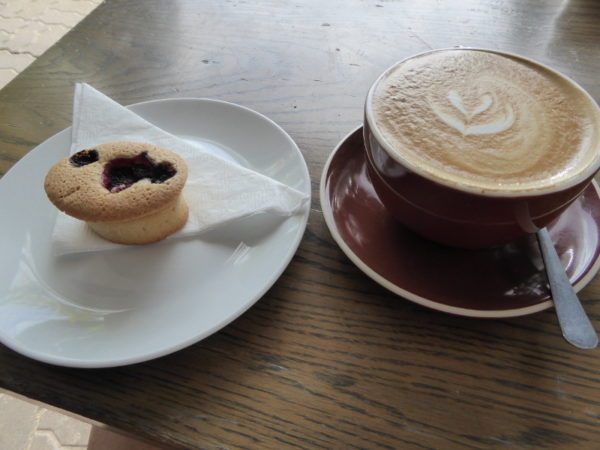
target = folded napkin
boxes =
[50,83,309,255]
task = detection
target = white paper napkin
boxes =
[50,83,309,255]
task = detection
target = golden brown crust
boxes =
[44,141,188,222]
[87,195,189,245]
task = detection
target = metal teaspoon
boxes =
[537,227,598,349]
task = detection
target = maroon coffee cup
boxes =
[363,48,600,248]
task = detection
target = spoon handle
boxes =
[537,227,598,349]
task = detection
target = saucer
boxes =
[320,127,600,318]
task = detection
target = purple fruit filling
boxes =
[102,151,176,193]
[70,149,99,167]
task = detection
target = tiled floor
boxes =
[0,2,103,449]
[0,0,102,88]
[0,390,91,450]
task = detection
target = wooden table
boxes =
[1,0,600,448]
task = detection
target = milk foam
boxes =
[371,50,600,192]
[432,90,515,136]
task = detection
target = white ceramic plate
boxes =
[0,98,310,368]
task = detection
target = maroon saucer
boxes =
[320,127,600,318]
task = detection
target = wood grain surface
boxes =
[1,0,600,448]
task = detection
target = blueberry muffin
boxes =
[44,141,189,245]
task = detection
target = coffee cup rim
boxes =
[365,47,600,198]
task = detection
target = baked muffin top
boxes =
[44,141,188,222]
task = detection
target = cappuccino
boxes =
[369,49,600,193]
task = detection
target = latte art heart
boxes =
[370,49,600,192]
[430,90,516,136]
[448,91,492,119]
